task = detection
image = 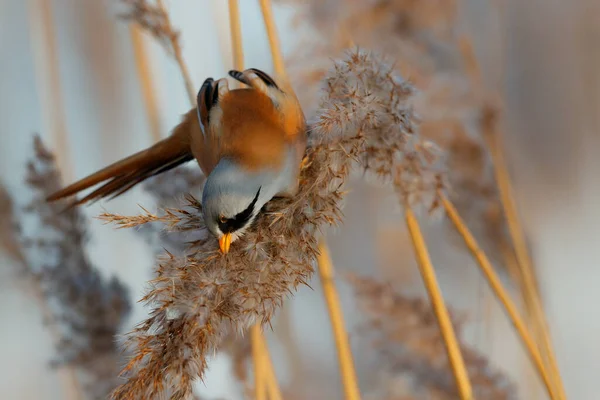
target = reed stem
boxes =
[251,325,267,400]
[484,118,566,400]
[404,207,473,400]
[458,31,565,399]
[129,26,162,142]
[27,0,73,183]
[26,1,85,397]
[257,331,283,400]
[155,0,195,104]
[228,0,245,73]
[316,240,361,400]
[440,194,558,399]
[226,3,280,399]
[258,0,288,83]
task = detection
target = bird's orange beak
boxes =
[219,233,232,254]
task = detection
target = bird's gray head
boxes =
[202,158,271,253]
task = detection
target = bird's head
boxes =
[201,158,271,254]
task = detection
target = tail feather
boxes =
[46,126,193,206]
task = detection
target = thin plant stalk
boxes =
[317,241,361,400]
[484,119,566,400]
[129,25,162,143]
[404,207,473,400]
[258,331,283,400]
[227,3,283,399]
[440,194,558,399]
[251,325,268,400]
[258,0,288,83]
[458,33,565,399]
[228,0,244,73]
[27,0,73,182]
[26,1,84,398]
[155,0,195,104]
[257,3,361,397]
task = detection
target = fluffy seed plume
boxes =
[100,49,444,399]
[17,136,132,399]
[349,275,517,399]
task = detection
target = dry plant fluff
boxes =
[14,136,132,399]
[349,275,516,399]
[99,49,446,399]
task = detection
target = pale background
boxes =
[0,0,598,399]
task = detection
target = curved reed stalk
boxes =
[26,1,83,398]
[484,119,565,400]
[317,241,361,400]
[129,25,162,143]
[458,32,565,399]
[227,2,284,399]
[155,0,195,104]
[251,325,268,400]
[27,0,73,183]
[258,0,288,83]
[258,330,284,400]
[404,208,473,400]
[440,194,558,399]
[228,0,245,76]
[257,1,361,398]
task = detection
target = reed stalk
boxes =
[404,207,473,400]
[257,2,361,398]
[440,194,558,399]
[227,3,285,399]
[155,0,195,104]
[316,241,361,400]
[26,1,84,398]
[258,330,284,400]
[459,33,566,399]
[129,25,162,143]
[484,113,566,400]
[258,0,288,83]
[27,0,73,182]
[251,325,268,400]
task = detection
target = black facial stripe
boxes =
[217,187,261,234]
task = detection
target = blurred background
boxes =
[0,0,598,399]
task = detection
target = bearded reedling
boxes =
[47,68,307,254]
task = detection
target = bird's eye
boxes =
[218,215,227,224]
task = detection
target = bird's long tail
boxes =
[46,117,194,207]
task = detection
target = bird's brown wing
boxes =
[46,114,195,206]
[227,68,307,162]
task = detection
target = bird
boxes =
[46,68,307,254]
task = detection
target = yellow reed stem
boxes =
[258,0,288,83]
[26,1,84,398]
[257,332,283,400]
[317,240,361,400]
[485,123,566,400]
[440,194,558,399]
[226,3,279,399]
[129,25,162,142]
[251,325,267,400]
[458,31,565,399]
[404,207,473,400]
[256,5,359,396]
[228,0,245,72]
[155,0,195,104]
[27,0,73,183]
